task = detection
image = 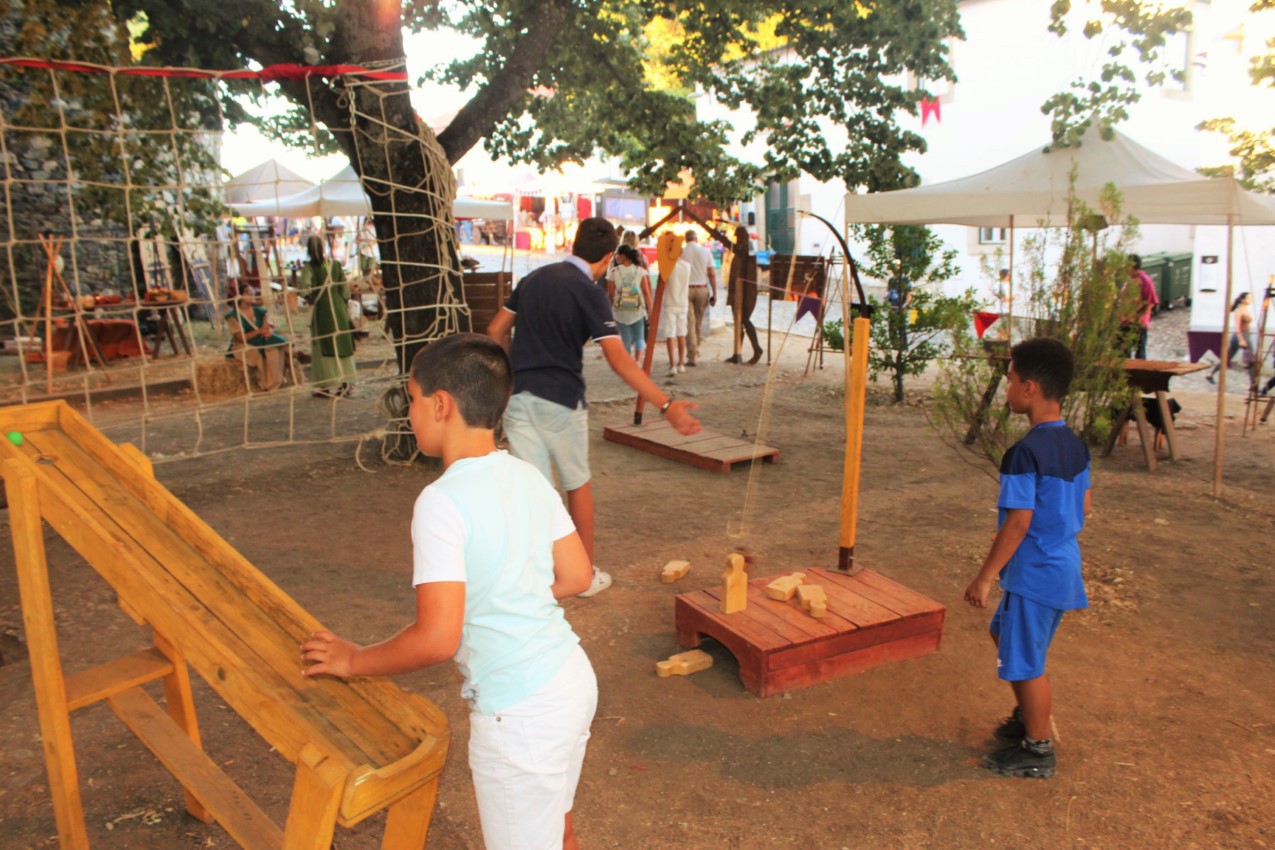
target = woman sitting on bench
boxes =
[227,286,300,392]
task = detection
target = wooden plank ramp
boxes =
[674,567,945,697]
[603,419,779,472]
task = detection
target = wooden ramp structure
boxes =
[0,401,448,850]
[675,567,945,698]
[603,420,779,473]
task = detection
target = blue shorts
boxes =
[989,591,1064,681]
[617,318,646,353]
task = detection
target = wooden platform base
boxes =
[674,567,945,698]
[603,420,779,472]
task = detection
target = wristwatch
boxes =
[659,396,674,415]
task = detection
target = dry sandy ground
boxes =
[0,326,1271,850]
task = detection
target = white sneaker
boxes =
[666,367,678,377]
[577,567,613,598]
[677,364,686,373]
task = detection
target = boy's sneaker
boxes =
[577,567,612,598]
[983,741,1056,779]
[993,706,1026,743]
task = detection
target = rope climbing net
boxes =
[0,57,475,464]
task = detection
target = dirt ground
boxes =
[0,324,1272,850]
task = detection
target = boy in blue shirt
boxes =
[964,337,1091,779]
[301,333,597,849]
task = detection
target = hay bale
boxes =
[195,357,249,397]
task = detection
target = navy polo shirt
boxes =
[997,419,1090,611]
[504,257,619,409]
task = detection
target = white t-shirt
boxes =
[412,451,578,713]
[681,242,713,287]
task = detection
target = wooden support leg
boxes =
[4,461,91,849]
[153,631,212,823]
[1131,403,1158,471]
[1156,391,1181,461]
[381,779,439,850]
[1102,404,1133,458]
[281,743,346,850]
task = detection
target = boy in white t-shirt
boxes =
[659,257,691,376]
[301,332,597,850]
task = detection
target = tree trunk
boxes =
[328,1,464,375]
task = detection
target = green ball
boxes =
[7,431,23,446]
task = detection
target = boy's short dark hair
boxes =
[1129,253,1142,271]
[409,333,512,429]
[572,217,619,263]
[1010,337,1075,401]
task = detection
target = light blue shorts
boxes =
[503,391,591,491]
[989,591,1064,682]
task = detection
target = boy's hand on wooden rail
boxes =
[301,630,359,680]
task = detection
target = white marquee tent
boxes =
[842,128,1275,228]
[228,165,513,220]
[842,127,1275,496]
[224,159,315,205]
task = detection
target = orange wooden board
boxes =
[675,567,945,697]
[603,419,779,472]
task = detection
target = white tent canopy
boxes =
[843,128,1275,228]
[224,159,315,205]
[229,165,513,220]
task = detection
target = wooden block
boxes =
[765,572,807,601]
[796,584,828,618]
[720,553,748,614]
[656,649,713,678]
[661,560,691,584]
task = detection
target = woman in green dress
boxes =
[299,235,356,397]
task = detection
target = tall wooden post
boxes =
[835,316,871,575]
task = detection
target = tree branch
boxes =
[436,0,572,164]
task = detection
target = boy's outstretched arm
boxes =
[598,337,702,434]
[300,582,465,679]
[486,308,514,351]
[551,531,594,599]
[964,509,1032,609]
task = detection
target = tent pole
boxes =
[1006,216,1015,346]
[1212,215,1235,498]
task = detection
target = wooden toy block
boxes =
[656,649,713,678]
[765,571,807,601]
[720,553,748,614]
[661,560,691,584]
[796,583,828,618]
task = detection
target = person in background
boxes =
[1207,292,1255,384]
[299,235,356,398]
[606,245,652,361]
[680,230,716,366]
[1122,255,1160,360]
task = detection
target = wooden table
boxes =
[1105,359,1209,470]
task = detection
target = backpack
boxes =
[616,271,642,310]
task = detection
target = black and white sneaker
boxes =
[983,741,1056,779]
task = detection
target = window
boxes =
[978,227,1008,245]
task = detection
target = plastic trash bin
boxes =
[1162,252,1193,308]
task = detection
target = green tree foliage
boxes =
[822,225,976,402]
[930,183,1141,466]
[1042,0,1193,147]
[0,0,223,237]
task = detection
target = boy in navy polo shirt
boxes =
[488,218,701,598]
[964,337,1091,779]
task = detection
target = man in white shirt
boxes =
[680,230,716,366]
[659,258,691,375]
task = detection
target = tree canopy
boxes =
[111,0,964,203]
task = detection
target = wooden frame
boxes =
[1,402,449,849]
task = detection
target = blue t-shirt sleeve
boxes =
[582,283,619,341]
[998,442,1037,510]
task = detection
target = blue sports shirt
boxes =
[997,419,1090,610]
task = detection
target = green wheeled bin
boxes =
[1161,252,1193,308]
